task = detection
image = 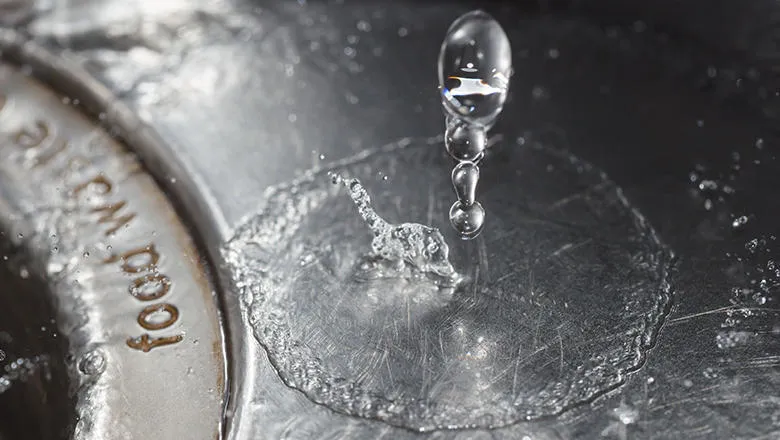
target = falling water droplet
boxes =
[445,119,486,161]
[438,10,512,127]
[451,161,479,206]
[449,200,485,239]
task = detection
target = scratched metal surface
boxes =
[0,64,225,439]
[3,0,780,438]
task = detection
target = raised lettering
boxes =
[104,244,160,273]
[33,138,69,168]
[130,273,171,301]
[72,174,112,198]
[92,201,135,236]
[137,303,179,330]
[13,120,50,149]
[126,334,184,352]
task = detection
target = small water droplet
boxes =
[451,161,480,206]
[356,20,372,32]
[398,27,408,37]
[613,402,638,425]
[698,180,717,190]
[702,367,718,379]
[78,349,106,376]
[299,254,315,266]
[449,200,485,239]
[732,215,748,229]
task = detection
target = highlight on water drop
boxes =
[438,10,512,128]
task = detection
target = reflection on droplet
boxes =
[438,10,512,127]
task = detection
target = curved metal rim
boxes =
[0,29,243,439]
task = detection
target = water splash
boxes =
[223,136,672,431]
[328,172,461,286]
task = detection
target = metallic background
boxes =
[1,0,779,438]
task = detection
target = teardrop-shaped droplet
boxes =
[451,161,479,206]
[438,10,512,127]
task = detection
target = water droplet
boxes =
[356,20,372,32]
[613,402,638,425]
[445,119,486,162]
[702,367,718,379]
[755,138,765,149]
[698,180,718,191]
[451,161,480,206]
[438,10,512,127]
[78,349,106,376]
[732,215,748,229]
[449,200,485,239]
[397,27,408,37]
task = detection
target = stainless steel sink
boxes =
[0,1,778,439]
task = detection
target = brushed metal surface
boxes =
[2,0,779,439]
[0,62,225,440]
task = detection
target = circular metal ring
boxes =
[0,32,226,440]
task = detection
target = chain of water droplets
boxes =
[445,119,487,239]
[438,10,512,238]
